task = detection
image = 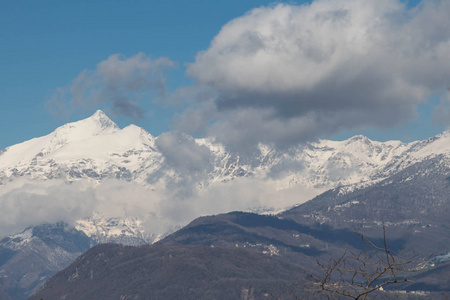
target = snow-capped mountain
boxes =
[1,110,449,191]
[0,110,161,184]
[1,110,450,243]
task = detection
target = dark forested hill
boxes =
[30,243,304,300]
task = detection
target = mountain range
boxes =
[1,111,450,298]
[3,110,450,191]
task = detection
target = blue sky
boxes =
[1,0,448,151]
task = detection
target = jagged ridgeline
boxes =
[3,110,450,195]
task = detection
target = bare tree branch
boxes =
[302,225,427,300]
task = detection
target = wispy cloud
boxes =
[182,0,450,153]
[46,53,175,119]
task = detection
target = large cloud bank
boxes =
[0,176,319,237]
[184,0,450,152]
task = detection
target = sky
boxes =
[1,0,449,152]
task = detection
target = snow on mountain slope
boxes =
[292,135,416,188]
[0,110,118,165]
[74,212,158,245]
[409,130,450,159]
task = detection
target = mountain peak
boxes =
[68,110,119,133]
[93,109,105,116]
[45,110,120,148]
[348,135,370,142]
[91,109,107,119]
[88,110,119,131]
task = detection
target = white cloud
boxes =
[156,131,213,175]
[0,175,321,237]
[47,53,175,119]
[0,179,96,236]
[184,0,450,152]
